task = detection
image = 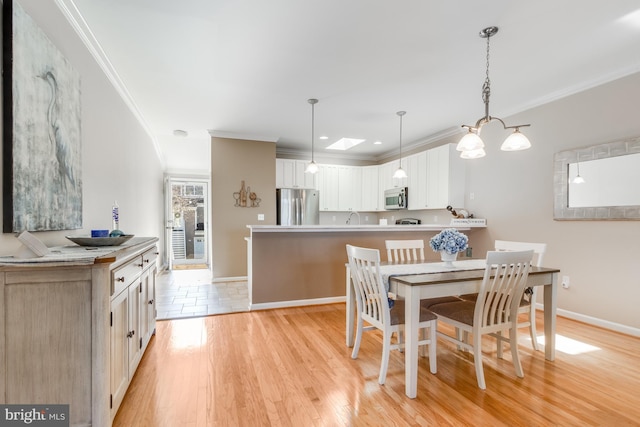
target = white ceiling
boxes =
[65,0,640,172]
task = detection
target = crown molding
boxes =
[55,0,166,169]
[207,130,279,142]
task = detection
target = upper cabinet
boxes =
[276,143,465,212]
[275,159,317,189]
[424,144,466,209]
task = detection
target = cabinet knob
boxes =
[144,259,150,263]
[116,277,125,282]
[127,331,134,338]
[148,299,154,305]
[136,263,144,268]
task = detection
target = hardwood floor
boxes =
[113,304,640,426]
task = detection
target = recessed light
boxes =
[319,136,329,140]
[173,129,188,137]
[374,141,382,145]
[326,137,366,151]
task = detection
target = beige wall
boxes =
[211,138,276,277]
[459,71,640,331]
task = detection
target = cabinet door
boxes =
[407,152,428,210]
[338,166,362,211]
[361,166,379,211]
[426,144,466,209]
[275,159,295,188]
[295,160,317,189]
[317,164,339,211]
[139,264,157,350]
[110,289,129,418]
[127,282,142,377]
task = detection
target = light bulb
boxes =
[460,148,486,159]
[456,130,484,152]
[501,129,531,151]
[393,167,407,179]
[305,161,319,174]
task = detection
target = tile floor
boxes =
[155,268,250,320]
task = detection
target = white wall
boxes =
[460,71,640,333]
[0,1,165,255]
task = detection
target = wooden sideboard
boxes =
[0,237,159,427]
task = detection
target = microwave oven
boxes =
[384,187,408,210]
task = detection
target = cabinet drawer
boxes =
[112,256,143,296]
[141,247,158,270]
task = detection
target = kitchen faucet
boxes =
[346,211,361,225]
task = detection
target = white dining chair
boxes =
[460,240,547,352]
[430,250,534,389]
[385,239,425,262]
[385,239,462,310]
[346,244,437,384]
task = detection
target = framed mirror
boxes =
[554,136,640,220]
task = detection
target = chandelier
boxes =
[457,26,531,159]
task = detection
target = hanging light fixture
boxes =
[572,161,585,184]
[457,26,531,159]
[305,98,319,174]
[393,111,408,179]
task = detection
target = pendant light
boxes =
[572,162,585,184]
[305,98,319,174]
[393,111,408,179]
[457,27,531,158]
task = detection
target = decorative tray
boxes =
[65,235,134,247]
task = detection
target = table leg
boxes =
[404,284,420,398]
[346,265,354,347]
[543,273,558,361]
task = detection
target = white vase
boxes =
[440,251,458,266]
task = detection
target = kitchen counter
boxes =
[248,224,471,233]
[246,225,485,310]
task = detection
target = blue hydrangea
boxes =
[429,228,468,255]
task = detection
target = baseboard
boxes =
[251,296,346,311]
[212,276,247,283]
[536,303,640,337]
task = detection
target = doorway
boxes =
[165,177,210,270]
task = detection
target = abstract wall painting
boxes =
[2,0,82,232]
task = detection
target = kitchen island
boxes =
[246,224,485,310]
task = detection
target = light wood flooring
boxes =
[114,305,640,426]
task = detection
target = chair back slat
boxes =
[385,240,425,263]
[495,240,547,267]
[347,245,389,327]
[476,250,533,328]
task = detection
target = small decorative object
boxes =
[110,200,124,236]
[233,181,260,208]
[66,234,133,247]
[446,205,473,219]
[429,228,469,265]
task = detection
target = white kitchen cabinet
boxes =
[338,166,362,211]
[317,164,339,211]
[360,165,379,211]
[425,144,466,209]
[407,152,428,210]
[275,159,316,188]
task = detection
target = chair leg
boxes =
[379,330,393,385]
[351,317,363,359]
[496,330,503,359]
[529,304,539,351]
[398,327,404,353]
[428,321,437,374]
[510,325,524,378]
[473,332,486,389]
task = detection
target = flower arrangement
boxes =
[429,228,468,255]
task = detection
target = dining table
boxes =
[345,258,560,398]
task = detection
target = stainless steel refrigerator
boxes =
[276,188,320,225]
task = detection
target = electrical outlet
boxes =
[433,215,438,223]
[365,216,369,222]
[470,192,475,200]
[562,275,570,289]
[257,214,264,221]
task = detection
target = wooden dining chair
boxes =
[385,239,425,262]
[346,244,438,384]
[385,239,462,310]
[430,250,533,389]
[460,240,547,352]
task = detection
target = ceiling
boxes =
[65,0,640,172]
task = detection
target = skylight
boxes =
[326,137,366,151]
